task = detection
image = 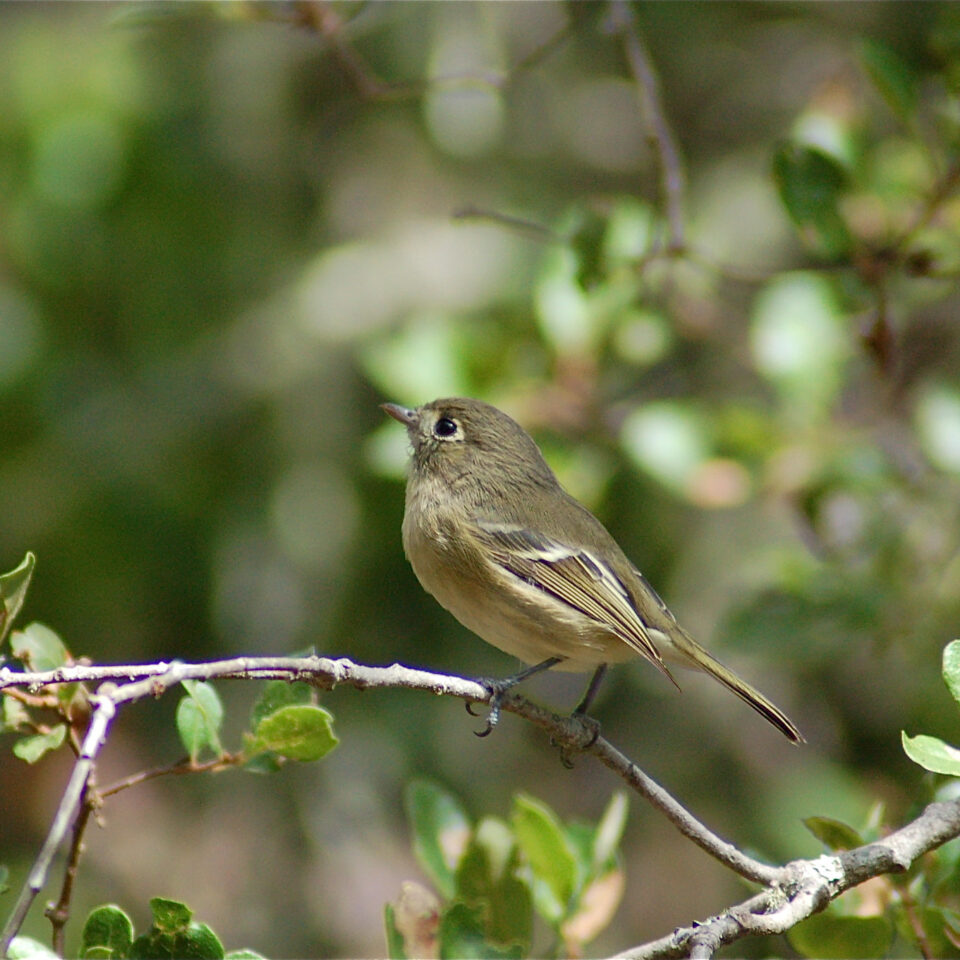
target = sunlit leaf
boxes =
[903,731,960,776]
[7,936,59,959]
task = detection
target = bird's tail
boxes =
[669,628,805,744]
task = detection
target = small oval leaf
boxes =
[249,704,337,762]
[81,904,134,958]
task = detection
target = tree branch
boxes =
[2,655,958,958]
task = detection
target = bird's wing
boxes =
[475,519,676,682]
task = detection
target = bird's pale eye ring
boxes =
[434,417,459,438]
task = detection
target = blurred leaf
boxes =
[223,952,267,959]
[903,731,960,776]
[0,863,9,893]
[592,792,628,870]
[0,552,35,645]
[250,679,313,728]
[81,904,134,959]
[437,902,522,960]
[773,143,852,256]
[248,704,337,762]
[10,622,69,673]
[858,39,918,121]
[893,904,960,958]
[405,780,472,899]
[13,723,67,763]
[7,937,59,959]
[620,401,710,492]
[803,816,864,851]
[944,640,960,707]
[389,882,439,960]
[788,911,893,959]
[511,794,578,920]
[455,829,532,951]
[560,868,624,951]
[176,681,223,762]
[3,694,30,731]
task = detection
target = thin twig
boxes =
[45,778,96,957]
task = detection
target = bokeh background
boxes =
[3,1,960,956]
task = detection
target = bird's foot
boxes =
[466,678,516,737]
[552,711,601,768]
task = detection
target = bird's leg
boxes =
[573,663,608,716]
[471,656,564,737]
[550,663,607,766]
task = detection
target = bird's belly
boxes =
[406,534,635,672]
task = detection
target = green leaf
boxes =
[224,952,267,959]
[592,792,628,870]
[0,552,35,645]
[772,144,851,257]
[250,679,313,728]
[10,622,69,672]
[454,824,532,951]
[903,731,960,776]
[81,904,134,959]
[943,641,960,708]
[151,898,192,932]
[129,900,224,960]
[176,681,223,762]
[13,724,67,763]
[437,902,523,960]
[384,903,408,960]
[405,780,471,899]
[803,816,864,851]
[858,38,918,121]
[511,794,578,918]
[0,863,8,894]
[3,694,30,731]
[248,704,337,761]
[788,911,893,959]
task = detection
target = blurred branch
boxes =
[4,656,960,957]
[606,1,686,253]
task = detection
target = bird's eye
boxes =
[434,417,459,438]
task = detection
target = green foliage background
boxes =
[3,2,960,956]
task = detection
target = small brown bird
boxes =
[383,397,803,743]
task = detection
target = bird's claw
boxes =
[467,679,509,736]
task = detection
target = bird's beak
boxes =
[381,402,418,426]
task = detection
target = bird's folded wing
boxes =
[475,520,673,680]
